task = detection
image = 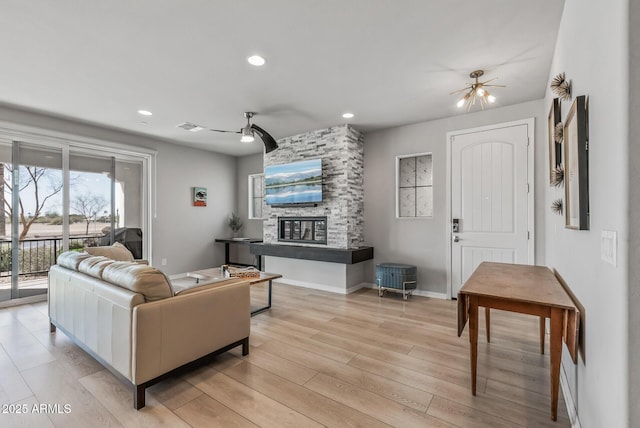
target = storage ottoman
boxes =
[375,263,417,300]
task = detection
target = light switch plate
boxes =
[601,230,617,266]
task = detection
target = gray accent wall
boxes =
[544,0,630,426]
[364,100,545,295]
[630,0,640,424]
[237,152,265,239]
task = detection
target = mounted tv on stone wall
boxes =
[265,158,323,205]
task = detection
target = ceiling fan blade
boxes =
[251,124,278,153]
[208,128,241,134]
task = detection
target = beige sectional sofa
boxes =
[48,251,250,409]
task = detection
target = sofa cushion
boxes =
[85,242,135,262]
[57,251,92,271]
[77,256,115,279]
[102,262,173,302]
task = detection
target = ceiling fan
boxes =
[178,112,278,153]
[450,70,506,111]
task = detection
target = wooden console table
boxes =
[457,262,579,421]
[215,238,263,270]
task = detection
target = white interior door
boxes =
[450,123,532,297]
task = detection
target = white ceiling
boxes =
[0,0,564,156]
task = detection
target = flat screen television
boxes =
[265,158,322,205]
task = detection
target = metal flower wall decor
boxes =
[551,198,563,215]
[550,72,572,101]
[551,165,565,187]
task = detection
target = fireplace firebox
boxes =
[278,217,327,244]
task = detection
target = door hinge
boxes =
[528,231,530,240]
[527,183,530,193]
[527,137,530,146]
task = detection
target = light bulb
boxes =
[240,127,255,143]
[487,95,496,103]
[456,98,465,108]
[476,87,485,96]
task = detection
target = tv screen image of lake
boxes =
[265,159,322,205]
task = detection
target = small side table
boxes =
[215,238,263,270]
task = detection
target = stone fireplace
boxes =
[263,125,364,249]
[253,124,372,294]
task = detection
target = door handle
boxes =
[453,236,461,242]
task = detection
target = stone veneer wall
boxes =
[263,125,364,249]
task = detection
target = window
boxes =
[396,153,433,218]
[248,173,265,219]
[0,138,152,304]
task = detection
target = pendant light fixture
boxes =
[450,70,505,111]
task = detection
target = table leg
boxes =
[485,307,491,343]
[224,243,230,264]
[540,316,546,354]
[250,280,273,317]
[468,297,479,395]
[549,307,563,421]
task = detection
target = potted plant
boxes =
[228,212,243,238]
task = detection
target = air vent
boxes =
[177,122,204,132]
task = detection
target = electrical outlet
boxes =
[601,230,617,266]
[161,258,167,266]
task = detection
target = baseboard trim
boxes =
[359,283,448,300]
[274,278,366,295]
[560,363,582,428]
[274,280,449,299]
[0,293,47,308]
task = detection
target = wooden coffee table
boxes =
[190,267,282,316]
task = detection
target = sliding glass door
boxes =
[0,141,63,301]
[0,139,151,304]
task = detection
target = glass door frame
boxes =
[0,126,155,304]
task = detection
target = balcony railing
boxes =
[0,234,103,278]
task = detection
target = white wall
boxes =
[152,143,237,274]
[233,153,264,265]
[237,152,264,239]
[629,0,640,423]
[363,100,545,293]
[0,105,238,275]
[544,0,629,426]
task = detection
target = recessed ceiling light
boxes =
[342,113,354,119]
[138,110,152,116]
[247,55,266,66]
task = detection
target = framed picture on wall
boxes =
[193,187,207,207]
[564,95,589,230]
[548,98,562,185]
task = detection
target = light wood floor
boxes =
[0,283,570,427]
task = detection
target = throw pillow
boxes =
[85,242,135,262]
